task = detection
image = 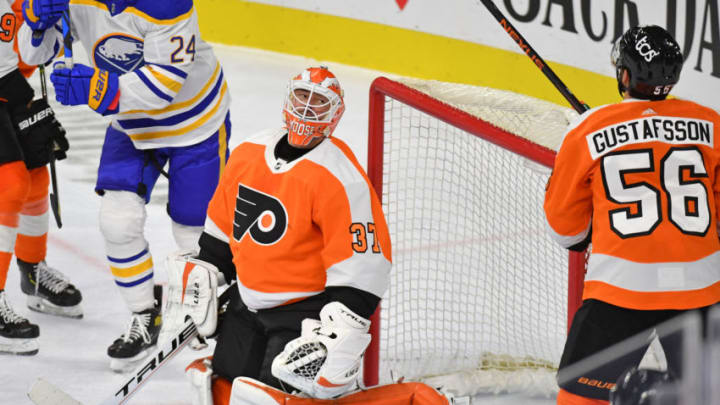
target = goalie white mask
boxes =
[282,66,345,148]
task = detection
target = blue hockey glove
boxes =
[50,63,120,115]
[22,0,68,31]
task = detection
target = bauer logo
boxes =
[233,184,288,245]
[93,34,145,74]
[17,107,52,131]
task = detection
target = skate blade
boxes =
[109,348,152,373]
[27,296,83,319]
[0,336,39,355]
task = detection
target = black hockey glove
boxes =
[12,98,69,169]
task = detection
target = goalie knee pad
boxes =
[99,190,148,256]
[186,357,215,405]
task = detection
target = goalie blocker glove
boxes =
[158,251,221,346]
[271,301,371,399]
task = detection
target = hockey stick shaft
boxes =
[104,283,237,405]
[477,0,588,114]
[28,284,237,405]
[39,64,62,228]
[61,10,73,68]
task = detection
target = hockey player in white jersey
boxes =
[17,0,232,370]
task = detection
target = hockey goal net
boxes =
[363,77,586,397]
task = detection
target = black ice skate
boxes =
[0,290,40,355]
[18,259,83,319]
[108,285,162,372]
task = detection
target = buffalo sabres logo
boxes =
[234,184,288,245]
[93,34,145,74]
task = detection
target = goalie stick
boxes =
[61,9,74,69]
[28,283,236,405]
[477,0,589,114]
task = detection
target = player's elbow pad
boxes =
[567,228,592,252]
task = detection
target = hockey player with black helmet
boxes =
[610,25,684,101]
[544,25,720,405]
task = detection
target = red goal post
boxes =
[362,77,586,395]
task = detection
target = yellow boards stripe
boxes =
[196,0,618,108]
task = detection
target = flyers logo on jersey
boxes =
[234,184,288,245]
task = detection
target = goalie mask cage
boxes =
[363,77,587,397]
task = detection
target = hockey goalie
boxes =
[159,66,450,405]
[165,253,450,405]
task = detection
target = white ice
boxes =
[4,43,554,405]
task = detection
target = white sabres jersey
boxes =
[18,0,230,149]
[0,0,20,79]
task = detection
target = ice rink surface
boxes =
[3,43,556,405]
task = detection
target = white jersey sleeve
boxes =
[16,23,63,67]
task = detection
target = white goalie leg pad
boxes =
[159,251,219,344]
[185,357,214,405]
[271,301,371,399]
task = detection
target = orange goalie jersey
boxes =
[545,98,720,310]
[204,128,392,310]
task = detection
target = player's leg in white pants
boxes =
[172,221,203,252]
[100,190,163,371]
[99,190,155,313]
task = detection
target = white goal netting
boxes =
[368,77,580,398]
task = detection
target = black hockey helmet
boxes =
[611,25,684,100]
[610,367,676,405]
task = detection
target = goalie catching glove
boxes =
[271,301,371,399]
[159,251,223,345]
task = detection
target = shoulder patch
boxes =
[132,0,193,21]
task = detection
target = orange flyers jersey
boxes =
[544,98,720,310]
[0,0,21,78]
[204,128,392,311]
[0,0,34,79]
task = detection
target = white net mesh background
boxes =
[375,79,578,396]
